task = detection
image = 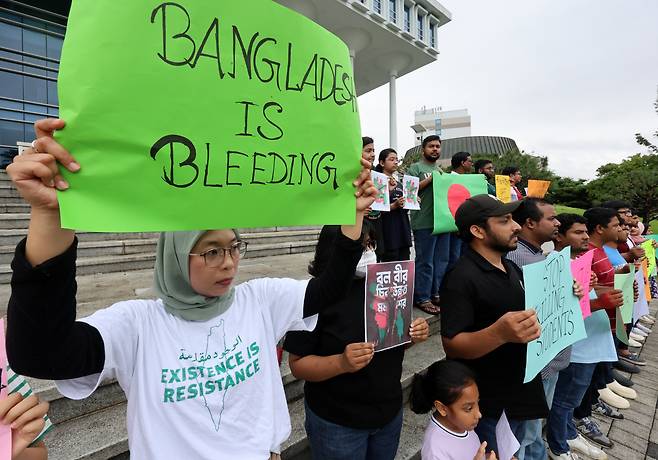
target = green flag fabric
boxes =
[432,173,488,234]
[56,0,360,231]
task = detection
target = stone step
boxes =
[0,239,319,283]
[0,203,30,214]
[0,183,21,198]
[37,314,442,460]
[0,230,320,265]
[0,195,27,205]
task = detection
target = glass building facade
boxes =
[0,1,67,168]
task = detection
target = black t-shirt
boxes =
[381,182,412,252]
[284,278,405,429]
[440,247,548,421]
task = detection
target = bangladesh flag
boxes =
[432,172,488,234]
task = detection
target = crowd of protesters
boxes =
[2,124,658,460]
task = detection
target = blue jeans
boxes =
[413,229,451,303]
[517,373,558,460]
[304,400,403,460]
[475,415,525,456]
[546,363,597,454]
[449,232,462,270]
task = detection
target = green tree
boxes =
[587,154,658,223]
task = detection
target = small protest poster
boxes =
[495,411,520,460]
[616,309,629,345]
[642,259,652,300]
[364,261,414,352]
[614,265,635,324]
[640,240,657,276]
[370,171,391,212]
[56,0,360,231]
[633,269,650,322]
[1,318,11,459]
[495,175,511,203]
[402,175,420,210]
[522,246,587,383]
[570,250,594,318]
[526,180,551,198]
[432,172,488,234]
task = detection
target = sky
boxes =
[357,0,658,180]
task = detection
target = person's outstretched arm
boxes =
[6,119,105,379]
[302,156,376,317]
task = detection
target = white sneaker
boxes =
[636,323,652,334]
[608,380,637,399]
[632,327,648,337]
[629,338,643,347]
[598,387,630,409]
[629,332,646,343]
[567,434,608,459]
[548,449,580,459]
[640,315,656,325]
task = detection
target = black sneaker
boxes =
[593,398,624,419]
[575,417,613,448]
[619,352,646,366]
[611,369,634,387]
[613,359,640,374]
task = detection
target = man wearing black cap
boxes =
[440,194,548,455]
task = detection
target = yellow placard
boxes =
[495,175,511,203]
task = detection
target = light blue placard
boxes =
[522,246,587,383]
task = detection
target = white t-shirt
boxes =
[57,278,316,460]
[421,416,481,460]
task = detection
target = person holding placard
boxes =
[374,149,412,262]
[504,198,572,460]
[571,208,631,449]
[501,166,524,202]
[283,225,429,460]
[5,118,378,460]
[474,159,496,195]
[440,194,547,456]
[546,214,616,460]
[407,135,445,315]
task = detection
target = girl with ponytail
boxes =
[411,360,496,460]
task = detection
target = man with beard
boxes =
[407,135,444,315]
[440,195,547,455]
[505,198,564,460]
[546,214,616,459]
[474,159,496,195]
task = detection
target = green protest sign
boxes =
[432,173,488,234]
[640,241,657,276]
[56,0,360,231]
[614,265,635,324]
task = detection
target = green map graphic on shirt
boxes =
[161,320,262,431]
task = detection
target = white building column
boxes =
[389,72,397,151]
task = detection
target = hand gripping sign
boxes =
[56,0,361,231]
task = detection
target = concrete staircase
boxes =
[0,171,321,283]
[30,310,443,460]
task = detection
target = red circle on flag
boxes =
[447,184,471,217]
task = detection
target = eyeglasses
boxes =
[190,241,248,267]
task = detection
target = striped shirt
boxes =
[5,365,53,445]
[589,243,617,328]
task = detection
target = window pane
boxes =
[47,80,58,105]
[46,35,63,61]
[0,20,22,50]
[0,71,22,99]
[0,119,24,146]
[23,28,47,56]
[24,75,47,102]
